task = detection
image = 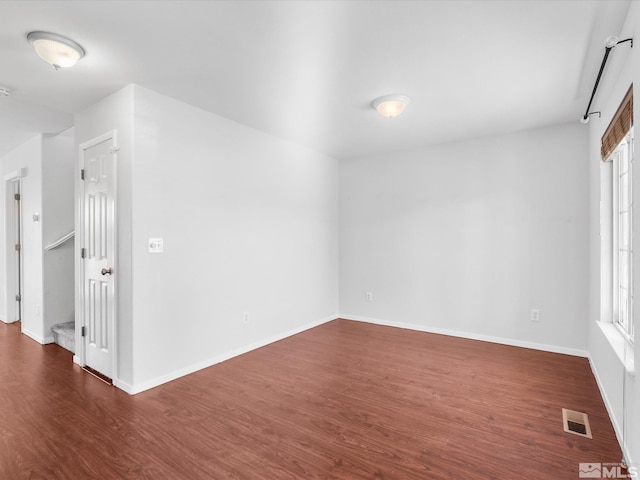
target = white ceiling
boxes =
[0,0,632,160]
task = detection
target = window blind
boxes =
[601,85,633,161]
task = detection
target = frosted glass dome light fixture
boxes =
[372,94,411,118]
[27,31,85,69]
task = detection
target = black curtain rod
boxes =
[581,38,633,123]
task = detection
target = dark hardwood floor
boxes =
[0,319,622,479]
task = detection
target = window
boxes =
[611,128,634,342]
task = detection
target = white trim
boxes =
[113,378,134,394]
[22,328,54,344]
[126,315,336,395]
[3,168,27,181]
[78,131,117,151]
[589,354,635,469]
[338,314,589,357]
[76,130,119,385]
[4,177,22,327]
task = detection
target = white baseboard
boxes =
[22,328,54,345]
[113,379,134,394]
[339,314,589,357]
[126,315,336,395]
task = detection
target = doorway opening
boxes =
[4,174,23,327]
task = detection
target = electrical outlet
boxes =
[530,309,540,322]
[243,312,249,324]
[366,291,373,302]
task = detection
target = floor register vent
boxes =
[562,408,592,439]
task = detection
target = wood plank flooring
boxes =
[0,319,622,479]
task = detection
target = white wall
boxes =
[42,128,75,336]
[339,122,589,355]
[587,0,640,467]
[75,85,339,393]
[0,130,75,342]
[130,85,339,390]
[0,135,44,341]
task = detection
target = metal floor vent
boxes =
[562,408,592,439]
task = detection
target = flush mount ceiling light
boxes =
[27,31,85,69]
[371,94,411,118]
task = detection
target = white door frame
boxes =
[75,130,118,381]
[3,170,26,325]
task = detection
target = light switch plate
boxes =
[148,238,163,253]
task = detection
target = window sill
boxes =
[597,321,635,376]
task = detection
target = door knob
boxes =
[101,268,113,276]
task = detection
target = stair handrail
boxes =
[44,231,75,251]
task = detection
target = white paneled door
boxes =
[80,133,117,379]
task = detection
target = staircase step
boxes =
[51,322,75,354]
